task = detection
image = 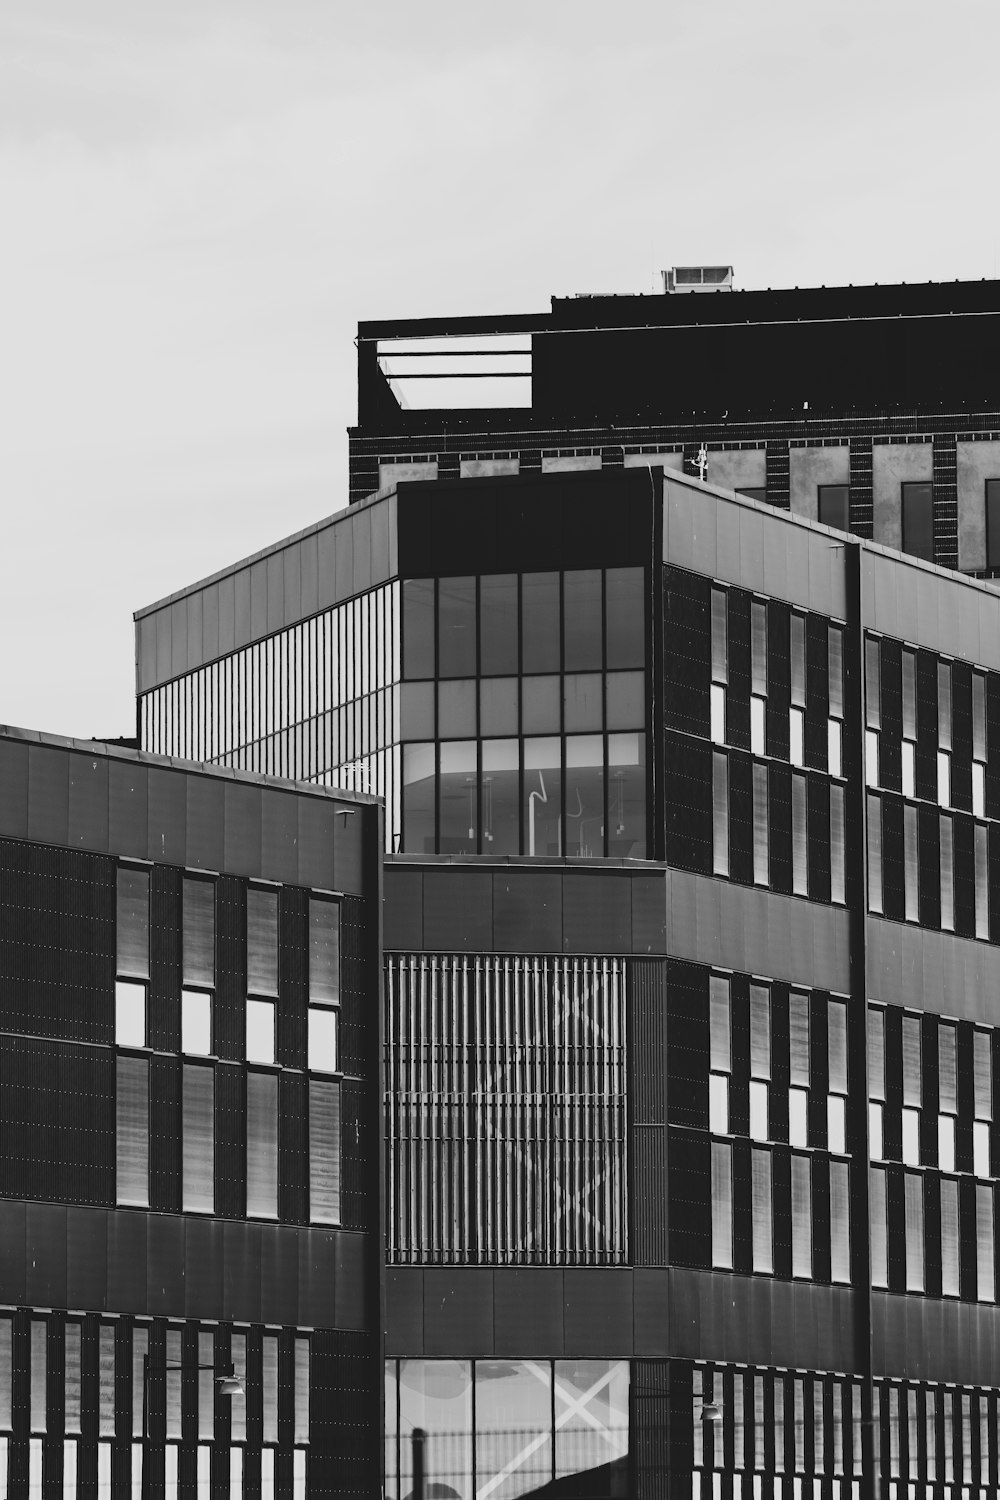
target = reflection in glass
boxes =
[608,733,646,857]
[439,742,478,853]
[403,579,435,680]
[439,578,477,679]
[563,571,602,672]
[400,681,435,740]
[482,741,519,855]
[554,1360,630,1494]
[606,672,644,730]
[246,999,275,1065]
[403,743,436,853]
[481,575,518,676]
[438,680,477,739]
[398,1360,472,1500]
[522,573,560,674]
[385,1364,399,1500]
[115,981,146,1049]
[476,1361,552,1500]
[605,567,644,669]
[565,735,604,857]
[181,990,212,1056]
[524,738,562,856]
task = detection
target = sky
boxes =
[1,0,999,741]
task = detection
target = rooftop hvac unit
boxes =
[663,266,734,293]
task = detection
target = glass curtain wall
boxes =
[139,583,402,848]
[385,1359,629,1500]
[400,568,648,857]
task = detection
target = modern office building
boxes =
[135,460,1000,1499]
[350,275,1000,579]
[0,728,382,1498]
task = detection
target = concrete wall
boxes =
[957,439,1000,571]
[540,453,601,473]
[378,460,438,488]
[872,441,933,550]
[624,451,685,472]
[862,545,1000,667]
[459,457,520,478]
[789,444,850,521]
[704,448,766,494]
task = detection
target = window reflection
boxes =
[482,740,519,855]
[605,567,644,669]
[521,573,560,674]
[563,571,602,672]
[524,738,562,856]
[398,1360,472,1500]
[439,742,478,853]
[439,578,477,679]
[565,735,604,857]
[480,575,518,676]
[608,733,646,858]
[403,743,435,853]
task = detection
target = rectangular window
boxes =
[750,694,765,755]
[181,989,212,1055]
[904,1173,924,1291]
[941,1177,960,1295]
[827,718,842,777]
[308,1007,339,1073]
[750,1079,769,1141]
[294,1340,310,1446]
[790,1154,812,1279]
[790,615,805,707]
[977,1184,995,1302]
[789,991,810,1087]
[309,1079,341,1225]
[752,763,768,886]
[974,1030,993,1121]
[940,815,954,931]
[902,649,916,737]
[247,998,276,1066]
[865,638,881,728]
[937,750,951,808]
[309,899,340,1004]
[712,753,729,877]
[791,774,807,895]
[974,762,986,819]
[830,783,845,904]
[247,1071,278,1219]
[788,1088,808,1148]
[183,877,215,988]
[749,984,770,1078]
[751,1148,773,1273]
[709,1074,729,1135]
[116,1056,149,1207]
[828,626,844,718]
[710,683,726,744]
[30,1322,45,1433]
[830,1160,851,1284]
[711,1142,733,1269]
[263,1333,279,1444]
[973,670,987,759]
[247,887,279,996]
[818,484,849,532]
[711,588,728,683]
[902,738,915,798]
[870,1169,888,1286]
[904,803,919,921]
[902,1108,920,1165]
[827,1093,846,1154]
[975,1119,991,1179]
[867,795,883,913]
[938,661,953,750]
[751,601,767,695]
[98,1324,115,1437]
[902,1016,921,1107]
[986,479,1000,568]
[182,1064,215,1214]
[939,1113,956,1172]
[116,980,146,1049]
[64,1324,80,1435]
[789,706,804,767]
[901,481,934,562]
[869,1103,883,1161]
[829,1001,848,1095]
[868,1007,886,1100]
[117,867,150,979]
[865,729,880,787]
[975,822,989,939]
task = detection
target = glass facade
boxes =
[401,568,648,857]
[385,954,628,1264]
[140,583,403,848]
[385,1358,629,1500]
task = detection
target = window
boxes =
[940,815,955,932]
[818,484,849,532]
[752,763,768,886]
[247,887,279,997]
[827,719,842,778]
[791,775,807,895]
[181,990,212,1055]
[247,1071,278,1219]
[709,976,731,1135]
[116,1057,149,1207]
[974,1030,992,1177]
[902,739,915,798]
[867,795,883,914]
[182,877,215,988]
[247,999,276,1066]
[790,1154,812,1279]
[710,684,726,744]
[830,1160,851,1284]
[309,1079,341,1225]
[116,981,146,1049]
[978,1185,996,1302]
[904,804,919,921]
[941,1177,960,1295]
[901,481,934,562]
[182,1064,214,1213]
[749,984,770,1141]
[789,707,804,767]
[712,753,729,876]
[866,729,880,788]
[904,1172,924,1291]
[751,1149,773,1273]
[987,479,1000,569]
[711,1142,733,1269]
[870,1169,888,1287]
[116,867,149,1047]
[309,898,341,1075]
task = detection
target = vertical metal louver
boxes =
[385,954,627,1264]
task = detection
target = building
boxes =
[350,275,1000,579]
[0,727,383,1497]
[135,458,1000,1498]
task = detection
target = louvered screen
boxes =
[904,804,919,920]
[828,627,843,718]
[865,638,881,726]
[940,816,955,931]
[751,1148,773,1273]
[712,753,729,875]
[791,615,806,707]
[904,1173,924,1291]
[711,1142,733,1270]
[247,888,279,996]
[751,602,767,695]
[828,1003,847,1095]
[830,1160,851,1283]
[867,796,883,913]
[941,1177,960,1295]
[901,1018,921,1108]
[117,867,149,979]
[788,992,810,1088]
[870,1168,888,1286]
[98,1326,115,1437]
[790,1154,812,1278]
[938,662,953,750]
[116,1056,149,1207]
[30,1323,45,1434]
[868,1008,885,1099]
[183,878,216,987]
[182,1063,215,1213]
[386,953,628,1264]
[709,976,730,1073]
[939,1025,957,1113]
[974,1031,993,1119]
[64,1325,80,1435]
[294,1340,310,1445]
[977,1185,995,1302]
[749,985,770,1079]
[711,589,728,682]
[791,775,807,894]
[309,899,340,1004]
[247,1070,278,1219]
[263,1336,279,1445]
[752,764,769,885]
[309,1078,341,1224]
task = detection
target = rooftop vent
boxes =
[663,266,733,293]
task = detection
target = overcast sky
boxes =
[1,0,998,741]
